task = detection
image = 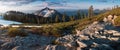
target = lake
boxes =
[0,16,22,26]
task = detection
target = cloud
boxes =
[42,2,66,7]
[0,0,39,6]
[0,0,68,6]
[40,0,68,7]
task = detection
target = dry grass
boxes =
[7,28,28,37]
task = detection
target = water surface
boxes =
[0,16,22,26]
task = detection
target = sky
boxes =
[0,0,120,13]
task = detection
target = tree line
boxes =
[3,5,94,24]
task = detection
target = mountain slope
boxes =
[41,8,120,37]
[53,18,120,50]
[43,8,120,50]
[49,8,120,31]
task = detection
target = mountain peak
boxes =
[34,7,61,17]
[44,7,50,10]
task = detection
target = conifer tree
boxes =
[70,16,75,21]
[88,5,94,17]
[46,18,49,24]
[36,16,40,24]
[50,17,53,23]
[83,12,87,18]
[77,10,81,19]
[62,12,66,22]
[80,11,84,19]
[55,15,59,23]
[116,5,119,8]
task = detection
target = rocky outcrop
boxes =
[103,15,118,24]
[54,15,120,50]
[45,45,67,50]
[12,46,30,50]
[0,34,56,50]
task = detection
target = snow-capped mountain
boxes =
[34,7,62,17]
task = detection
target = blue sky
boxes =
[0,0,120,13]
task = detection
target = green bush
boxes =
[7,28,28,37]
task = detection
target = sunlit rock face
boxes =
[34,7,61,18]
[103,15,118,24]
[44,9,55,17]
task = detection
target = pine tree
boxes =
[80,11,84,19]
[88,5,94,17]
[44,18,47,23]
[55,15,59,23]
[83,12,87,18]
[46,18,49,24]
[50,17,53,23]
[36,16,40,24]
[62,12,66,22]
[116,5,119,8]
[77,10,81,19]
[40,18,44,24]
[70,16,75,21]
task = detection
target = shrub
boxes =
[30,28,44,35]
[51,40,61,45]
[114,16,120,26]
[30,27,62,37]
[7,28,28,37]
